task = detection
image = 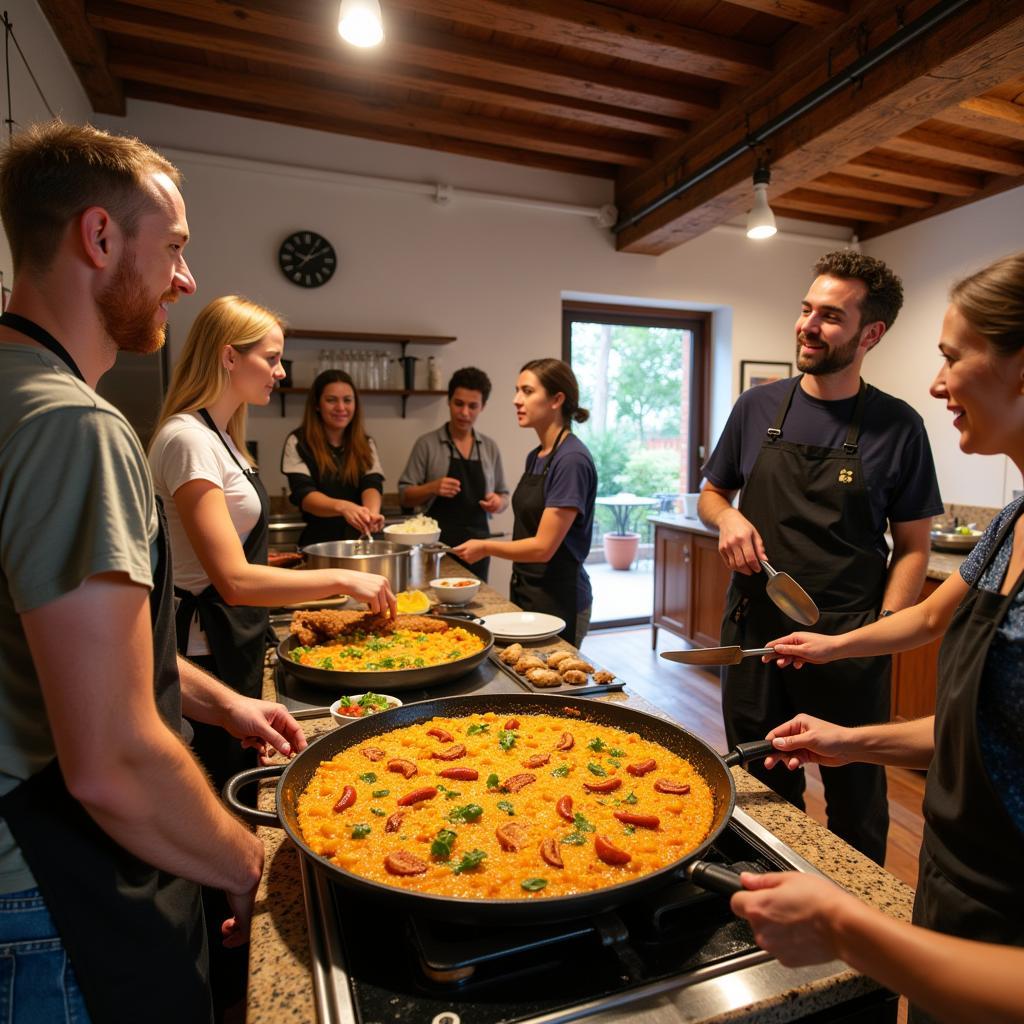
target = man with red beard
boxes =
[0,121,304,1023]
[698,251,943,865]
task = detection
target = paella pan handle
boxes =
[222,764,286,828]
[686,861,745,895]
[721,739,776,768]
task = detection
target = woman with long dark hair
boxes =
[730,253,1024,1023]
[281,369,385,546]
[453,358,596,645]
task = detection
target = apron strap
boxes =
[842,380,868,454]
[766,378,801,441]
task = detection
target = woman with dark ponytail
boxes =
[453,358,596,645]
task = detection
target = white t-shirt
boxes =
[149,412,262,655]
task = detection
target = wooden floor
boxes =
[580,625,925,889]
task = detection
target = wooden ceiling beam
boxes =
[114,0,717,119]
[716,0,848,27]
[806,172,935,208]
[930,103,1024,144]
[108,53,652,166]
[840,152,982,195]
[883,126,1024,176]
[386,0,772,84]
[124,82,615,179]
[36,0,124,114]
[89,1,684,140]
[771,187,899,222]
[960,96,1024,128]
[614,2,1024,253]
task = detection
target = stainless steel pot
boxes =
[300,539,412,591]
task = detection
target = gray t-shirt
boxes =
[0,343,157,892]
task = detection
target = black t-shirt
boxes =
[703,377,943,557]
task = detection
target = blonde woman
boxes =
[149,296,394,783]
[281,369,385,546]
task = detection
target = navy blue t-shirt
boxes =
[702,376,943,560]
[524,433,597,607]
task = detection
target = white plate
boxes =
[480,611,566,641]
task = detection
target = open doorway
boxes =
[563,302,709,628]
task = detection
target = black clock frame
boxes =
[278,231,337,288]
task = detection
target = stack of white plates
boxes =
[480,612,566,643]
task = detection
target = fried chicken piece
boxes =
[558,658,593,676]
[289,609,447,646]
[526,668,562,688]
[562,670,588,686]
[394,614,449,634]
[514,655,546,674]
[593,670,616,683]
[499,643,525,665]
[545,650,573,668]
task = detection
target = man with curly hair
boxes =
[698,250,943,865]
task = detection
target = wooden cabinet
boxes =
[652,522,730,648]
[891,577,942,721]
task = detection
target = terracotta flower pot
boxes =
[603,532,640,570]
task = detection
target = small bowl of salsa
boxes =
[429,576,481,606]
[330,692,403,727]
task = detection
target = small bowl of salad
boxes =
[330,692,403,726]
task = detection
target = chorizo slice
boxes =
[504,718,520,731]
[540,838,564,869]
[495,822,529,852]
[387,758,417,779]
[332,785,356,813]
[384,811,405,833]
[502,773,537,793]
[613,811,660,830]
[438,767,478,781]
[385,850,428,876]
[397,786,438,806]
[626,759,656,777]
[431,744,467,761]
[562,706,582,717]
[360,746,385,762]
[522,753,550,769]
[582,777,622,793]
[426,727,454,743]
[594,834,631,866]
[653,779,691,795]
[554,732,574,751]
[555,795,574,822]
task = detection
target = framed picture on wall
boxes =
[740,360,792,391]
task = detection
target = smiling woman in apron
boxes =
[399,367,509,582]
[149,296,395,1018]
[453,359,596,646]
[728,253,1024,1023]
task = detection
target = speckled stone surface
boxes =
[246,555,915,1024]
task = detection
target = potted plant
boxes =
[599,494,644,570]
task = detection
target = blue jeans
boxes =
[0,888,91,1024]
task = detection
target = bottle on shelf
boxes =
[427,356,442,391]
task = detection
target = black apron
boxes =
[291,432,374,546]
[432,426,491,582]
[908,508,1024,1023]
[174,409,270,789]
[0,312,211,1023]
[720,378,892,864]
[509,429,583,646]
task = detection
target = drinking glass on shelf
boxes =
[317,349,332,375]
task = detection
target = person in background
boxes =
[0,120,297,1023]
[453,358,596,645]
[398,366,509,582]
[698,250,943,865]
[281,369,385,546]
[149,296,395,1018]
[732,252,1024,1024]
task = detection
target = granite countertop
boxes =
[246,554,914,1023]
[649,512,966,582]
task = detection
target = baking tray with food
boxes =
[490,642,625,696]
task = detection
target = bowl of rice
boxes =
[383,514,441,547]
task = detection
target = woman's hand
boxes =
[337,501,378,534]
[339,570,397,617]
[452,539,490,564]
[365,510,385,533]
[731,873,847,967]
[764,631,841,669]
[763,714,853,771]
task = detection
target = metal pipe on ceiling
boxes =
[612,0,976,236]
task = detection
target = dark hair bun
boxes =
[573,407,590,424]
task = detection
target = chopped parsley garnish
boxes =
[452,849,487,874]
[436,784,461,800]
[573,812,596,833]
[446,803,483,824]
[496,800,515,816]
[371,789,389,798]
[351,823,371,840]
[623,824,636,835]
[467,723,491,736]
[358,772,377,783]
[609,748,625,758]
[587,762,607,777]
[370,807,386,816]
[498,730,517,751]
[431,828,457,860]
[486,772,500,789]
[551,764,570,778]
[587,737,607,753]
[521,878,548,892]
[622,791,638,805]
[561,832,586,846]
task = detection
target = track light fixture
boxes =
[746,159,777,240]
[338,0,384,48]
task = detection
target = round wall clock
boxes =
[278,230,337,288]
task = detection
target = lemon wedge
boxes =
[395,589,432,614]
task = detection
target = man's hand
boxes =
[434,476,462,498]
[451,539,488,564]
[479,492,503,513]
[763,714,853,771]
[221,871,261,949]
[715,508,765,575]
[223,696,308,763]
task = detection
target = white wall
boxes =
[864,185,1024,508]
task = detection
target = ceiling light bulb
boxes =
[338,0,384,48]
[746,162,777,240]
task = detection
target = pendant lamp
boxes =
[338,0,384,48]
[746,160,777,240]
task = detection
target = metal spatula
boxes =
[661,646,776,667]
[760,559,820,626]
